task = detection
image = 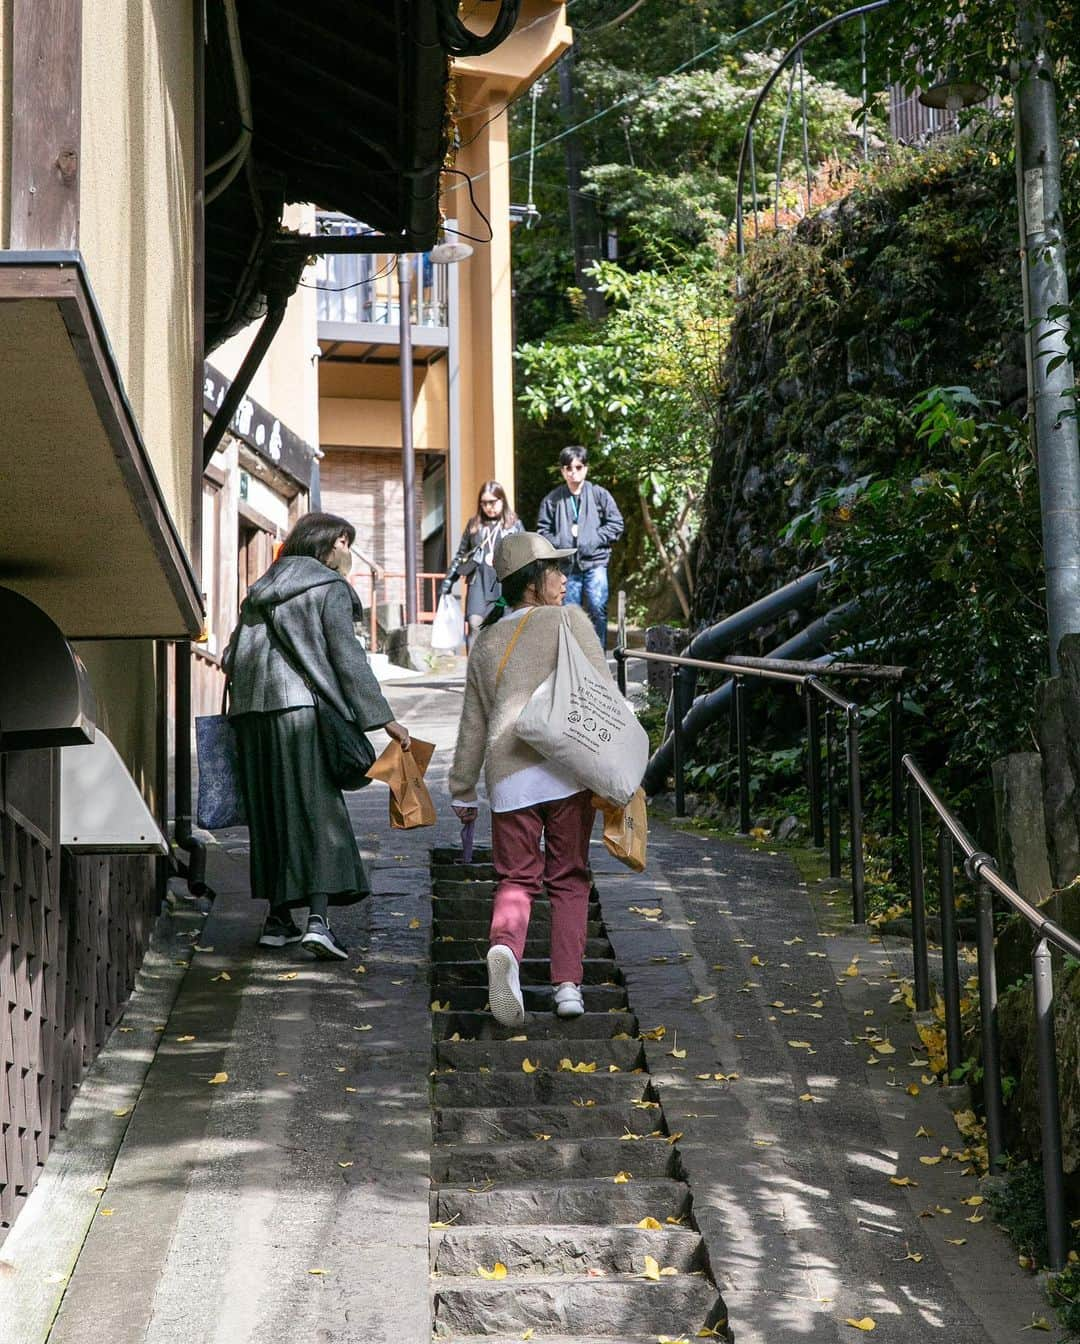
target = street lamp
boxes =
[918,69,988,113]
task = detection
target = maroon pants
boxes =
[489,790,594,985]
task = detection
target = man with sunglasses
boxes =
[536,445,624,649]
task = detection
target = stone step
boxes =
[433,1010,639,1042]
[431,847,493,865]
[431,1135,676,1184]
[432,1270,720,1337]
[435,1038,645,1074]
[431,864,498,883]
[433,1069,651,1110]
[436,958,621,988]
[433,1176,692,1228]
[433,890,603,917]
[430,1223,703,1276]
[435,1102,659,1144]
[432,936,613,963]
[433,1335,668,1344]
[434,916,605,937]
[441,984,629,1015]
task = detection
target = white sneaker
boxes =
[486,945,525,1026]
[554,982,585,1019]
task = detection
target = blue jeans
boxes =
[564,566,609,649]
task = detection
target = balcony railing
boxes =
[314,213,448,332]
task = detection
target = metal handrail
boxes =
[902,752,1079,1271]
[615,644,882,922]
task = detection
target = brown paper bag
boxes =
[591,788,647,872]
[366,737,436,829]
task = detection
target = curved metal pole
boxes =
[734,0,894,261]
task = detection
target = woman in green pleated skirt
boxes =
[225,512,412,960]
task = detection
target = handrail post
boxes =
[975,882,1006,1169]
[805,689,824,848]
[906,777,931,1011]
[672,665,687,819]
[614,647,627,698]
[889,688,904,875]
[825,706,841,878]
[937,828,963,1075]
[1033,938,1068,1271]
[847,706,866,923]
[735,675,751,834]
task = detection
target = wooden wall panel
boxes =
[0,802,157,1241]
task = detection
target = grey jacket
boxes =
[535,481,624,570]
[224,556,393,730]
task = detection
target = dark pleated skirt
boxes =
[465,562,502,622]
[233,707,370,910]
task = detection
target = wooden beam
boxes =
[9,0,82,250]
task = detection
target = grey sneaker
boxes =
[301,917,349,961]
[486,945,525,1026]
[259,913,304,947]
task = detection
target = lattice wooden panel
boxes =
[0,810,156,1238]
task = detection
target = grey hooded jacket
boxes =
[224,556,393,730]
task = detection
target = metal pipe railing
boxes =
[902,752,1080,1270]
[615,644,884,923]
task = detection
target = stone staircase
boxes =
[428,846,729,1343]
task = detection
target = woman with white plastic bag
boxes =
[440,481,523,646]
[449,533,632,1027]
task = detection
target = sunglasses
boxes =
[480,497,501,505]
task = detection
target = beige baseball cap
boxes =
[494,531,576,581]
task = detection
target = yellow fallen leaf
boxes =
[945,1238,967,1245]
[660,1266,679,1276]
[354,1024,373,1032]
[641,1255,661,1281]
[1024,1318,1052,1332]
[521,1058,539,1073]
[113,1108,131,1118]
[844,1318,876,1332]
[788,1041,813,1050]
[98,1208,115,1217]
[353,964,367,974]
[508,1035,528,1042]
[905,1251,924,1263]
[533,1132,551,1141]
[692,994,715,1004]
[919,1156,943,1166]
[799,1092,816,1102]
[640,1025,667,1041]
[337,1161,353,1168]
[522,1332,534,1342]
[344,1086,357,1093]
[613,1171,632,1183]
[960,1195,984,1206]
[211,971,231,982]
[666,1214,686,1225]
[278,972,299,982]
[408,917,420,929]
[784,937,804,945]
[176,1035,196,1043]
[208,1072,228,1085]
[572,1098,596,1107]
[1019,1255,1035,1270]
[558,1058,598,1073]
[477,1262,507,1280]
[307,1268,327,1276]
[873,1041,896,1055]
[750,956,765,967]
[637,1216,663,1230]
[844,964,860,977]
[193,944,214,953]
[965,1213,983,1223]
[629,906,663,917]
[906,1083,921,1096]
[669,1045,687,1059]
[889,1176,918,1187]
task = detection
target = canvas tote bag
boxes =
[516,611,649,807]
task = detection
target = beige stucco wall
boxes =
[320,361,448,452]
[79,0,195,550]
[75,640,160,811]
[213,206,321,447]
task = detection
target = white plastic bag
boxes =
[431,593,465,651]
[516,614,649,806]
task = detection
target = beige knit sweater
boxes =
[449,603,612,804]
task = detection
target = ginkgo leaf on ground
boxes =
[1023,1317,1053,1331]
[636,1216,663,1230]
[889,1175,918,1187]
[945,1237,967,1246]
[307,1268,327,1276]
[211,971,231,982]
[278,972,299,982]
[559,1058,597,1073]
[641,1255,661,1281]
[521,1059,539,1073]
[477,1263,507,1280]
[613,1171,632,1183]
[692,994,715,1004]
[408,917,420,929]
[176,1035,196,1043]
[844,1318,876,1331]
[640,1025,666,1041]
[208,1072,228,1085]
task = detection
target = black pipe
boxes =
[735,677,751,833]
[975,883,1006,1168]
[938,828,963,1075]
[672,666,686,818]
[174,641,208,896]
[1033,938,1068,1271]
[847,708,865,923]
[806,690,824,847]
[826,707,842,879]
[203,299,288,466]
[907,778,931,1010]
[614,647,627,698]
[645,600,858,795]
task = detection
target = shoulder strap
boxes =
[494,608,537,689]
[264,607,317,697]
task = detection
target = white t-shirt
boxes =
[488,606,582,813]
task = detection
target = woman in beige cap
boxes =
[449,533,616,1026]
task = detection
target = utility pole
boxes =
[398,255,418,625]
[558,50,605,320]
[1015,4,1080,672]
